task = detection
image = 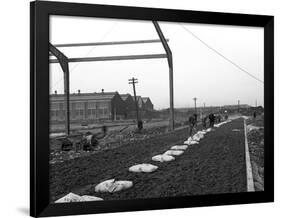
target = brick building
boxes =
[50,91,126,123]
[120,94,136,118]
[142,97,154,111]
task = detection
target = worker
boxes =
[188,114,197,137]
[202,116,208,129]
[82,125,107,150]
[225,114,228,120]
[209,113,215,128]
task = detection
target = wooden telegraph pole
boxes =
[129,77,140,125]
[238,100,240,113]
[193,97,198,114]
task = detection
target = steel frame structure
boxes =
[49,21,174,135]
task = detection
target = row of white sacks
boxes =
[56,121,232,202]
[129,127,214,172]
[55,179,134,202]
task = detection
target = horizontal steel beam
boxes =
[53,39,169,48]
[50,54,167,63]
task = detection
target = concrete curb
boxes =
[243,119,255,192]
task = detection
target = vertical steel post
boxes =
[49,43,70,135]
[63,65,70,135]
[153,21,174,131]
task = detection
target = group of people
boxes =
[188,113,223,137]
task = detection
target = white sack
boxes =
[152,154,175,162]
[80,195,103,201]
[164,150,184,156]
[197,131,206,135]
[171,145,188,150]
[189,141,199,145]
[195,133,204,139]
[184,137,193,144]
[129,163,158,173]
[95,179,133,193]
[55,192,82,203]
[94,179,115,193]
[108,181,133,192]
[192,135,201,142]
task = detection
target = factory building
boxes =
[50,90,155,123]
[120,94,136,119]
[50,90,126,123]
[141,97,154,111]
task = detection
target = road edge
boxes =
[243,119,255,192]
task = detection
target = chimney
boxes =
[78,89,81,94]
[54,90,57,95]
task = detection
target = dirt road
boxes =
[50,118,247,202]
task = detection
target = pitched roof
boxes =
[120,94,132,101]
[50,91,119,102]
[142,97,150,103]
[136,96,143,102]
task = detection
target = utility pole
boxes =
[203,102,206,113]
[193,97,198,114]
[238,100,240,113]
[129,77,140,126]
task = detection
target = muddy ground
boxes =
[50,118,247,202]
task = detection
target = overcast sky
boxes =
[50,15,264,110]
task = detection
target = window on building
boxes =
[87,109,92,116]
[99,108,103,115]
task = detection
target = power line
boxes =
[179,24,264,84]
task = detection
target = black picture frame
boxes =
[30,1,274,217]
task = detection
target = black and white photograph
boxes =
[0,0,279,217]
[48,15,265,203]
